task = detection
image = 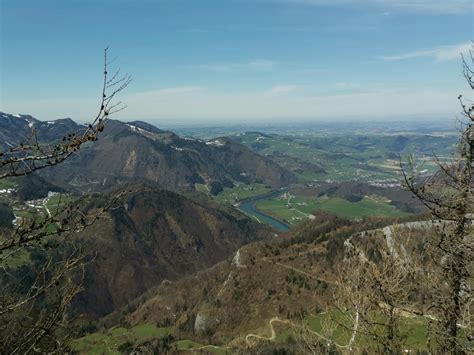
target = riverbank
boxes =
[237,190,290,232]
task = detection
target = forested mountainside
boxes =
[2,183,271,322]
[0,113,296,193]
[82,212,436,353]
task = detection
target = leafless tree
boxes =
[332,227,427,354]
[294,228,425,353]
[0,48,131,179]
[295,312,338,354]
[0,48,131,353]
[402,45,474,353]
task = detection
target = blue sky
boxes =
[0,0,472,125]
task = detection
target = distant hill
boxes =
[0,112,82,149]
[230,130,457,184]
[0,113,296,193]
[70,184,271,320]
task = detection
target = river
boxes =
[238,190,290,232]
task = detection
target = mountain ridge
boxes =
[0,112,297,193]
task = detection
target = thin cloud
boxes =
[265,85,299,96]
[224,25,315,33]
[287,0,471,14]
[380,42,472,62]
[140,86,203,96]
[195,59,275,72]
[335,82,361,89]
[247,59,275,70]
[197,64,234,72]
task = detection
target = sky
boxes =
[0,0,472,125]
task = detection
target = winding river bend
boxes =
[238,190,290,232]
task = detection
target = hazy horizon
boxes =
[0,110,461,131]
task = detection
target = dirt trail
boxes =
[245,317,291,346]
[43,197,52,217]
[245,316,355,350]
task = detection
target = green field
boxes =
[72,324,228,354]
[256,194,409,225]
[0,247,30,268]
[72,324,173,354]
[234,132,456,183]
[267,310,431,352]
[215,183,272,204]
[44,193,75,215]
[304,311,429,351]
[2,193,76,269]
[0,179,16,189]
